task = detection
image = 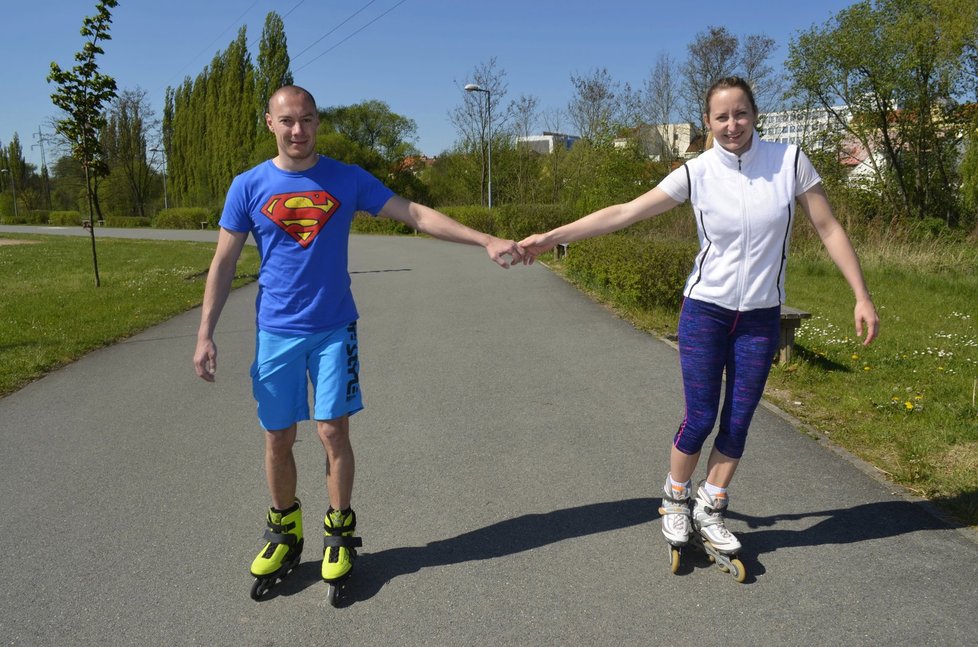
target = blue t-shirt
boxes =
[220,155,395,334]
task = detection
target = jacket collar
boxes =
[712,130,760,170]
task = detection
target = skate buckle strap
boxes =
[323,535,363,549]
[658,502,692,517]
[263,528,299,546]
[268,520,296,534]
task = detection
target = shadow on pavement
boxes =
[345,498,658,603]
[252,498,961,599]
[728,499,959,579]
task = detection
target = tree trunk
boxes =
[84,164,101,287]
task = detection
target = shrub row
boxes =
[563,234,698,310]
[440,203,572,241]
[1,210,50,225]
[350,212,415,235]
[49,211,82,225]
[152,207,216,229]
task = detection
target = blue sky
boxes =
[2,0,858,169]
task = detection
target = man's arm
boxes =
[378,195,523,268]
[194,228,249,381]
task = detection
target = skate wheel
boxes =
[326,582,339,607]
[669,547,681,574]
[250,578,270,601]
[728,558,747,583]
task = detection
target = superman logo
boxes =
[261,190,340,248]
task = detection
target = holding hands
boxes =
[517,232,557,265]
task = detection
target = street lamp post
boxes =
[150,147,168,210]
[0,168,18,220]
[464,83,492,208]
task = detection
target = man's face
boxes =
[266,91,319,165]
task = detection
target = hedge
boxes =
[153,207,216,229]
[563,235,698,310]
[49,211,83,226]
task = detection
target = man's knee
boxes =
[265,425,297,456]
[316,416,350,446]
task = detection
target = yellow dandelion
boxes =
[851,353,860,360]
[904,401,914,411]
[937,366,945,372]
[863,365,871,371]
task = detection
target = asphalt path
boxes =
[1,225,976,646]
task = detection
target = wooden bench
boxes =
[778,306,812,364]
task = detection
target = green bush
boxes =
[564,235,697,309]
[153,207,215,230]
[49,211,83,226]
[1,210,48,225]
[350,211,415,235]
[494,203,571,241]
[440,206,497,237]
[104,216,151,228]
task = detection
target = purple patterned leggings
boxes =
[673,298,781,459]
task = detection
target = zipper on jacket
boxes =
[736,154,748,309]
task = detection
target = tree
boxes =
[642,52,682,159]
[48,0,118,287]
[681,26,781,122]
[567,68,628,143]
[102,87,158,217]
[508,94,542,204]
[320,100,418,166]
[165,26,257,207]
[541,108,570,204]
[450,58,510,206]
[254,12,293,152]
[787,0,978,225]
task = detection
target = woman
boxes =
[520,76,879,564]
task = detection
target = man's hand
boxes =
[486,236,525,269]
[194,338,218,382]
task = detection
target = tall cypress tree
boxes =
[256,12,293,117]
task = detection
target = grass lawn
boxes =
[0,233,260,396]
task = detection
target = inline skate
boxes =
[322,508,362,607]
[250,499,304,600]
[690,482,746,582]
[658,478,692,574]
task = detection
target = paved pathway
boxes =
[1,226,975,646]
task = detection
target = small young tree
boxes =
[48,0,119,287]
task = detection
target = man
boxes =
[193,85,522,600]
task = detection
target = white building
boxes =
[759,106,852,147]
[515,132,580,155]
[613,123,702,161]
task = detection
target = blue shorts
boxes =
[250,322,363,431]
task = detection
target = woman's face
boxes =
[704,87,756,156]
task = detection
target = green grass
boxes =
[547,232,978,527]
[771,258,978,525]
[0,234,259,396]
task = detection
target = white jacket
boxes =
[657,131,821,311]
